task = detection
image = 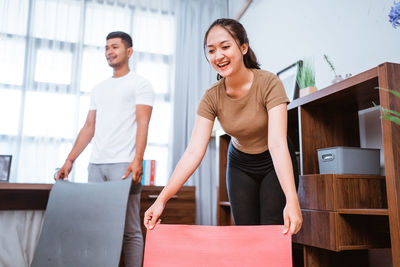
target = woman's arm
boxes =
[144,115,214,229]
[267,103,302,234]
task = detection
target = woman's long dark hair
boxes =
[203,18,260,80]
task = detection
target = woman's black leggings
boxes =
[226,137,299,225]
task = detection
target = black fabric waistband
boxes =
[227,142,274,175]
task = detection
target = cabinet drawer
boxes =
[140,186,196,227]
[140,199,196,225]
[141,186,195,201]
[298,174,387,211]
[293,210,390,251]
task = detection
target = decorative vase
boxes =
[299,86,317,98]
[332,75,343,84]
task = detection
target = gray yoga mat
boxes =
[30,178,132,267]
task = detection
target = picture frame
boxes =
[0,155,12,182]
[277,60,302,102]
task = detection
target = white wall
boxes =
[229,0,399,175]
[236,0,400,89]
[228,0,248,20]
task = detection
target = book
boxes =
[141,160,156,186]
[150,160,156,186]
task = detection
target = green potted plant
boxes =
[296,58,317,97]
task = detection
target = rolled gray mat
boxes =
[31,178,131,267]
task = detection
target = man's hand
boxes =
[56,159,73,180]
[122,158,143,183]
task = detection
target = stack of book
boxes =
[141,160,156,186]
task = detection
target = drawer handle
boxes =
[147,194,178,199]
[321,153,334,161]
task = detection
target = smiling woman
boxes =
[144,18,302,236]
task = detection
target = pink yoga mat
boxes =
[143,224,292,267]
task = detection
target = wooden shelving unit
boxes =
[217,134,233,226]
[217,62,400,266]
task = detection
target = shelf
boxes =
[335,174,385,179]
[288,66,379,111]
[0,183,53,210]
[293,209,390,252]
[0,183,53,191]
[298,174,387,212]
[337,208,388,216]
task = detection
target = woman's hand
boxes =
[283,199,303,235]
[144,200,165,230]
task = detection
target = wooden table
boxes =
[0,183,196,267]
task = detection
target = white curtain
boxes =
[0,0,175,184]
[172,0,228,225]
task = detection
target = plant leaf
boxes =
[381,107,400,117]
[381,114,400,125]
[323,54,336,76]
[373,87,400,125]
[375,87,400,99]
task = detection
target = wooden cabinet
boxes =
[140,186,196,237]
[217,134,232,226]
[217,62,400,266]
[295,174,390,252]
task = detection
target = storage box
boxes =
[317,147,380,175]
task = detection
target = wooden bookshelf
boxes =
[217,134,232,226]
[217,62,400,266]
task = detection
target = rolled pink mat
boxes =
[144,224,292,267]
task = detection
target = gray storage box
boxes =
[317,146,380,175]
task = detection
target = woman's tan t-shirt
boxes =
[197,69,289,154]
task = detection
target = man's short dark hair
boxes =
[106,31,133,48]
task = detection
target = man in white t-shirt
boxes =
[57,31,154,267]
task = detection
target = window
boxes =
[34,49,73,85]
[0,37,26,85]
[0,0,175,185]
[0,88,21,135]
